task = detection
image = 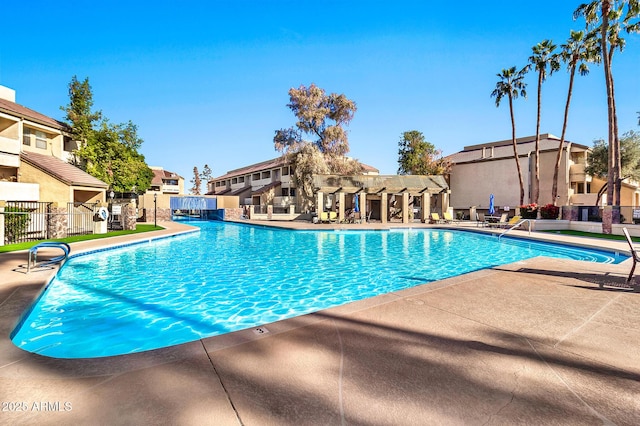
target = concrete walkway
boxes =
[1,221,639,425]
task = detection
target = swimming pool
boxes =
[11,221,626,358]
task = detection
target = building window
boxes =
[23,128,31,146]
[290,188,296,196]
[35,130,47,149]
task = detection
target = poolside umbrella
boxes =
[354,194,360,213]
[489,194,495,215]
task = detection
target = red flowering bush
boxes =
[540,203,560,219]
[519,203,538,219]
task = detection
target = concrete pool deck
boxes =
[1,220,639,425]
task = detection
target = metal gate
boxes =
[67,202,97,236]
[4,201,52,244]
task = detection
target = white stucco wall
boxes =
[450,156,530,210]
[0,182,40,201]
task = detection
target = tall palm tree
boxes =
[491,65,531,206]
[529,40,560,205]
[551,30,598,202]
[575,1,640,208]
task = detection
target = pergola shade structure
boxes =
[313,174,449,223]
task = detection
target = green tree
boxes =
[397,130,447,175]
[200,164,212,193]
[274,84,361,210]
[551,30,598,202]
[529,39,560,205]
[63,76,153,192]
[75,121,153,192]
[491,65,530,206]
[575,1,640,208]
[585,130,640,204]
[61,76,102,165]
[190,166,201,195]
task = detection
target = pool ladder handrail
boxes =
[27,242,71,273]
[498,219,532,240]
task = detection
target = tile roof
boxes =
[0,98,68,131]
[213,156,379,181]
[151,168,183,185]
[20,151,108,188]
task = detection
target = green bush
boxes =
[4,207,31,244]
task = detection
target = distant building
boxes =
[209,156,379,211]
[148,166,184,195]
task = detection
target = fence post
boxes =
[0,201,5,246]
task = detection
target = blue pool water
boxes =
[11,221,626,358]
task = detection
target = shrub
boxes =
[4,207,31,244]
[519,203,538,219]
[539,204,560,219]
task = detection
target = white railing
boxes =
[498,219,532,240]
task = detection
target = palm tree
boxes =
[575,1,640,208]
[529,40,560,205]
[491,65,531,206]
[551,30,598,202]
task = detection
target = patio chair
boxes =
[500,215,522,229]
[489,213,508,227]
[329,211,338,223]
[620,228,640,292]
[476,212,488,227]
[430,213,444,224]
[319,211,329,223]
[353,211,362,224]
[443,212,457,224]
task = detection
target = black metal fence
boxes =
[3,201,52,244]
[67,202,97,236]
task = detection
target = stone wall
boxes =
[148,207,173,223]
[122,203,137,230]
[47,205,68,239]
[223,208,243,221]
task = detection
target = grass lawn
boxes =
[0,224,164,253]
[540,229,640,242]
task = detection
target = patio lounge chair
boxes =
[443,212,457,224]
[431,213,444,224]
[619,228,640,292]
[329,211,338,223]
[500,215,522,229]
[319,211,329,223]
[489,213,508,227]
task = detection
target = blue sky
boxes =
[1,1,639,183]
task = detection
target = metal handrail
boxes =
[27,242,71,273]
[498,219,532,240]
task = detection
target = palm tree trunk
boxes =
[509,96,525,206]
[602,0,615,207]
[611,65,622,209]
[552,65,576,202]
[534,72,542,205]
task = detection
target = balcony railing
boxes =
[0,135,20,155]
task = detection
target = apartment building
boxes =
[446,133,640,215]
[0,85,106,203]
[209,156,380,211]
